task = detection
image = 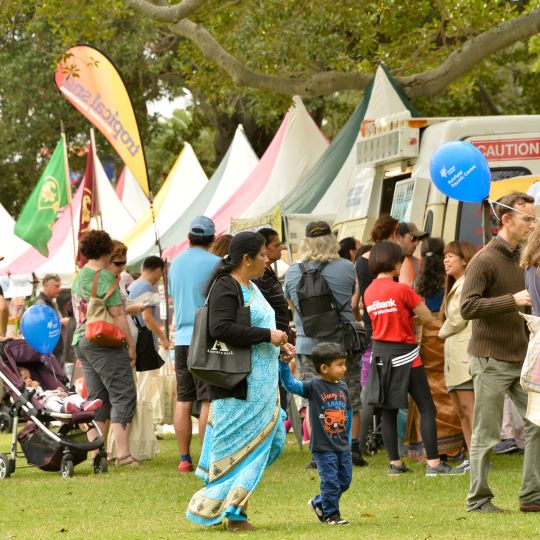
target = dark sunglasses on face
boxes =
[112,261,127,267]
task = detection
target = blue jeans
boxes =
[312,450,352,519]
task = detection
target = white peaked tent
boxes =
[1,147,136,283]
[239,96,329,219]
[93,148,137,240]
[123,143,208,265]
[0,203,32,269]
[116,166,150,222]
[205,126,259,217]
[332,65,419,226]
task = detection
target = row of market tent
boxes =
[0,65,416,286]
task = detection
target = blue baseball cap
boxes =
[189,216,215,237]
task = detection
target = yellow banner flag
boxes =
[54,45,150,197]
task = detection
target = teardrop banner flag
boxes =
[54,44,150,197]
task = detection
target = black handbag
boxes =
[343,320,369,355]
[133,317,165,372]
[187,276,251,389]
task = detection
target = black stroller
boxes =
[0,339,107,479]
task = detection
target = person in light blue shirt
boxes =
[129,256,169,350]
[168,216,219,473]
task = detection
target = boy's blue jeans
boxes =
[312,450,352,519]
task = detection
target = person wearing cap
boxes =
[168,216,220,473]
[397,222,429,287]
[33,273,69,361]
[284,221,357,469]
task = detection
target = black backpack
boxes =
[296,262,342,339]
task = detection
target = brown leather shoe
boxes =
[228,520,255,531]
[520,500,540,512]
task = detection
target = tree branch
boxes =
[124,0,207,22]
[401,8,540,97]
[169,19,372,95]
[126,1,540,98]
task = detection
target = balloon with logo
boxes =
[20,304,61,355]
[429,141,491,203]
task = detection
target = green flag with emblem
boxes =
[14,139,69,256]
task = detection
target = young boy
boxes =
[279,342,352,525]
[19,367,102,414]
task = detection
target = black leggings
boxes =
[381,365,438,461]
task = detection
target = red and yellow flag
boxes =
[54,44,150,197]
[76,142,98,267]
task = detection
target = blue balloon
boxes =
[20,304,61,355]
[429,141,491,203]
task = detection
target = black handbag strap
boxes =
[132,315,144,329]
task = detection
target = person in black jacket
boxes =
[253,227,291,412]
[186,232,291,531]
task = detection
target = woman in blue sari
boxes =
[186,232,291,531]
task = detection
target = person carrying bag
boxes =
[188,276,252,390]
[186,232,290,531]
[85,270,126,348]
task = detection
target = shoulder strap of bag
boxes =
[91,269,119,301]
[320,261,349,318]
[206,274,248,308]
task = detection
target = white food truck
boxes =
[332,114,540,249]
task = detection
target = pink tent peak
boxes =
[162,111,290,261]
[115,167,126,199]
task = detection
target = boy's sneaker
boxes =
[325,514,349,525]
[308,498,324,522]
[82,399,103,413]
[178,460,193,473]
[425,461,465,476]
[455,459,471,473]
[388,462,412,475]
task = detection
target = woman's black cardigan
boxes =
[207,274,272,400]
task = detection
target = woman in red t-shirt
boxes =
[364,241,463,477]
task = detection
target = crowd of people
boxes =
[2,190,540,529]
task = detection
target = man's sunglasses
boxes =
[112,261,127,267]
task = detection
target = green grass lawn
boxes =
[0,432,537,539]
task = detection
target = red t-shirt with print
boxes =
[364,277,422,366]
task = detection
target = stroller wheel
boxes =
[0,453,11,479]
[60,455,74,478]
[93,454,108,475]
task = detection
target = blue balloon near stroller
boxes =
[20,304,61,355]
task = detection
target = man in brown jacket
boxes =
[461,192,540,513]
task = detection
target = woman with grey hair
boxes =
[284,221,358,468]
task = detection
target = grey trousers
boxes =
[75,338,136,425]
[467,356,540,510]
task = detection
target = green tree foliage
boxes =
[3,0,540,216]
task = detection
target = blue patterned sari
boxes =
[186,282,286,525]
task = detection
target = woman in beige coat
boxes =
[439,241,475,470]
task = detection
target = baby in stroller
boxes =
[0,339,107,479]
[18,367,102,415]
